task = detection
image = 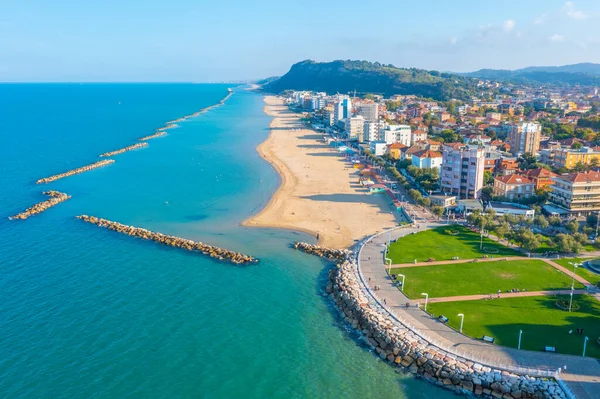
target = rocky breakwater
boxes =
[36,159,115,184]
[138,131,167,141]
[325,258,566,399]
[100,142,148,157]
[293,242,350,264]
[77,215,258,265]
[10,191,71,220]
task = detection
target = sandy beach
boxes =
[243,96,400,249]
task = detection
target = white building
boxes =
[333,96,352,123]
[369,141,387,156]
[381,125,411,146]
[363,121,384,142]
[356,103,379,121]
[411,150,443,170]
[344,116,365,141]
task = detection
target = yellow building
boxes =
[386,143,407,160]
[554,148,600,169]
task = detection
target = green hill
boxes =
[263,60,481,101]
[462,63,600,85]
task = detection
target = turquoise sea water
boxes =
[0,84,452,398]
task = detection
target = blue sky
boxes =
[1,0,600,82]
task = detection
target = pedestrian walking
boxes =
[384,299,387,305]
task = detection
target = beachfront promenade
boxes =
[357,222,600,399]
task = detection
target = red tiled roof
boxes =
[414,150,442,159]
[495,174,533,185]
[559,171,600,183]
[387,143,407,149]
[523,168,557,179]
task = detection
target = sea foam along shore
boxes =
[77,215,258,265]
[294,242,567,399]
[10,191,71,220]
[242,95,398,249]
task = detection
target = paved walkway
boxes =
[420,289,588,304]
[359,222,600,399]
[544,259,594,286]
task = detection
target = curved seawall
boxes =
[292,243,567,399]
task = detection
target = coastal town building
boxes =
[411,129,427,144]
[356,103,379,121]
[522,168,557,190]
[369,141,387,156]
[549,171,600,215]
[334,97,352,122]
[440,147,485,199]
[554,147,600,169]
[411,150,442,170]
[344,116,365,141]
[429,195,456,208]
[386,143,407,160]
[507,122,541,155]
[493,174,535,200]
[381,125,411,146]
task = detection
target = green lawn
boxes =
[391,260,584,299]
[387,225,520,264]
[553,257,600,286]
[427,295,600,358]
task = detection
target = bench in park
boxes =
[482,335,495,343]
[438,315,449,323]
[544,346,556,353]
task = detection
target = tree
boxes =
[408,189,422,202]
[481,186,494,202]
[483,171,494,185]
[572,141,583,150]
[554,234,583,254]
[586,213,598,228]
[517,228,541,252]
[534,215,549,229]
[431,206,444,219]
[565,220,580,234]
[517,153,539,170]
[549,216,562,227]
[494,222,511,240]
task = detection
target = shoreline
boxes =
[243,95,399,249]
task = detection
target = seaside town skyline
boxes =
[3,1,600,81]
[2,1,600,399]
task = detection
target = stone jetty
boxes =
[10,191,71,220]
[100,142,148,157]
[326,258,566,399]
[293,242,350,264]
[77,215,258,265]
[36,159,115,184]
[138,131,167,141]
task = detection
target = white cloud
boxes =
[503,19,516,32]
[532,13,547,25]
[563,1,588,20]
[549,34,566,42]
[449,36,458,45]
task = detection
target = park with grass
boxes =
[553,257,600,286]
[427,295,600,358]
[387,224,600,358]
[390,259,585,299]
[386,225,520,264]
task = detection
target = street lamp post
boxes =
[385,257,392,276]
[457,313,465,333]
[397,273,405,291]
[518,330,523,350]
[583,336,589,357]
[421,293,429,312]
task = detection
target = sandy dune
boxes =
[243,96,400,249]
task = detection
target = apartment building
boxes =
[554,147,600,169]
[344,116,365,141]
[355,103,379,121]
[493,174,535,200]
[440,147,485,199]
[508,122,541,156]
[549,171,600,215]
[381,125,411,146]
